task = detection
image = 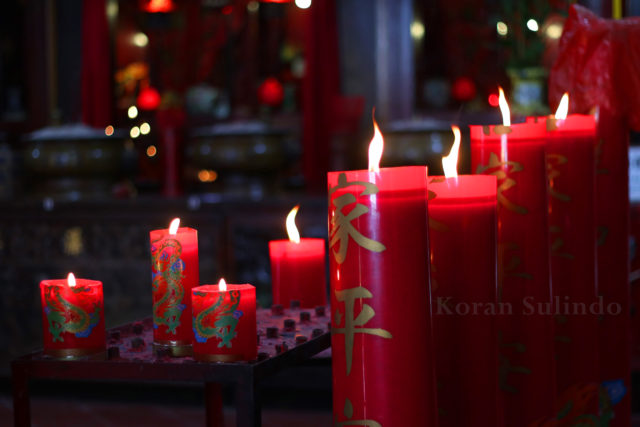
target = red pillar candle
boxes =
[596,109,631,424]
[430,126,501,427]
[40,273,106,359]
[530,99,601,418]
[269,206,327,308]
[327,118,437,426]
[150,218,199,357]
[192,279,257,362]
[470,89,555,425]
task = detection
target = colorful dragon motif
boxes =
[151,237,186,334]
[193,290,243,348]
[43,286,100,342]
[528,380,626,427]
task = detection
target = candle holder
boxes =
[40,278,106,360]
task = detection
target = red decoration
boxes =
[428,175,500,426]
[40,277,106,359]
[488,93,500,107]
[471,122,556,425]
[258,77,284,107]
[149,223,199,356]
[269,239,326,308]
[191,283,257,362]
[137,86,161,111]
[451,76,477,102]
[327,166,438,426]
[141,0,175,13]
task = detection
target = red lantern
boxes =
[140,0,175,13]
[137,86,161,111]
[452,76,477,102]
[258,77,284,107]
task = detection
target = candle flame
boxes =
[498,87,511,127]
[168,218,180,235]
[286,205,301,244]
[218,278,227,292]
[67,272,76,287]
[554,92,569,120]
[368,111,384,172]
[442,126,461,178]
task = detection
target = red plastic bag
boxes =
[549,5,640,131]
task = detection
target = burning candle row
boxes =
[40,212,325,362]
[329,93,625,426]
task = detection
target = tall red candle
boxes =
[150,218,199,357]
[269,206,327,308]
[596,110,631,424]
[532,109,601,418]
[327,119,437,426]
[471,98,555,425]
[429,169,500,425]
[40,273,106,359]
[192,279,257,362]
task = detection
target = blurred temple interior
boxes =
[2,0,640,426]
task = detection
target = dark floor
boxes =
[0,395,332,426]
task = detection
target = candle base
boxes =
[44,348,107,360]
[193,353,244,363]
[152,340,193,357]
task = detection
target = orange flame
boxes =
[168,218,180,235]
[555,92,569,120]
[498,87,511,127]
[442,126,461,178]
[368,111,384,172]
[286,205,301,244]
[67,272,76,288]
[218,278,227,292]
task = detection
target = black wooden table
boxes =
[12,306,332,427]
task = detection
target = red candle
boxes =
[40,273,106,359]
[328,118,437,426]
[530,97,601,418]
[191,279,257,362]
[470,88,555,425]
[269,206,327,308]
[150,218,199,357]
[430,126,500,427]
[596,109,631,424]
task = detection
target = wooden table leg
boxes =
[205,383,225,427]
[235,376,260,427]
[11,362,30,427]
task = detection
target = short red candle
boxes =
[328,166,437,427]
[269,238,326,308]
[191,282,257,362]
[535,114,600,416]
[40,276,106,359]
[471,122,556,425]
[428,175,500,427]
[150,221,199,356]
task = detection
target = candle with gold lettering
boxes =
[150,218,199,357]
[470,88,555,425]
[40,273,106,359]
[429,126,500,427]
[269,206,327,308]
[192,278,257,362]
[327,115,437,426]
[528,94,600,418]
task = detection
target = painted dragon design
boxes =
[151,237,186,334]
[193,290,243,348]
[44,286,100,342]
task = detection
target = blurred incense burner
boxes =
[23,124,126,200]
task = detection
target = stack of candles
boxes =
[35,87,629,426]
